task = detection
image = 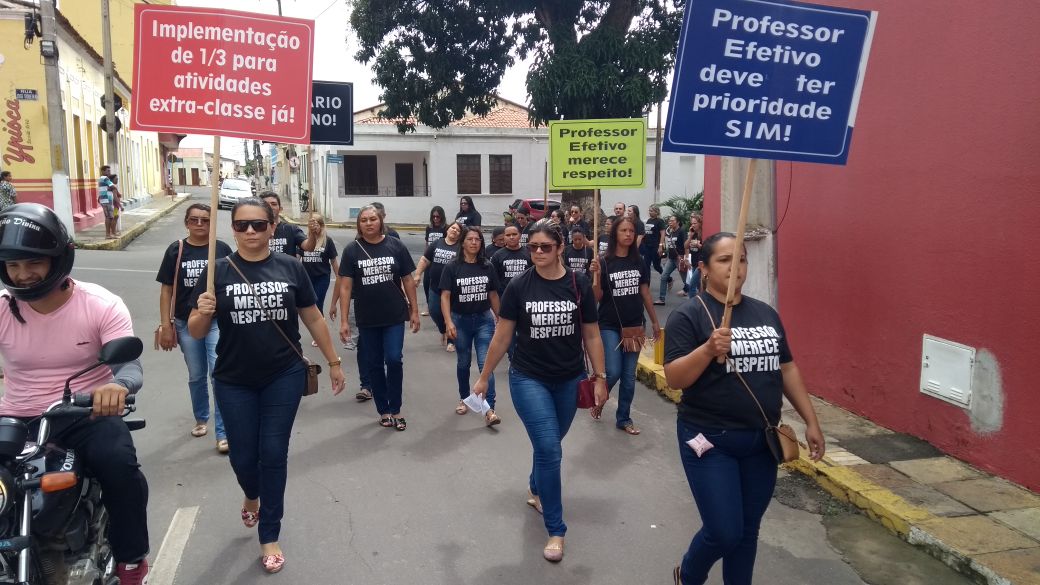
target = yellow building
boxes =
[0,0,174,232]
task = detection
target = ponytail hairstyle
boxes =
[456,226,488,267]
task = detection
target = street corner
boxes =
[75,195,191,250]
[636,350,681,403]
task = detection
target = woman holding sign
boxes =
[472,220,608,563]
[440,226,501,425]
[588,216,660,436]
[663,232,825,585]
[188,198,346,574]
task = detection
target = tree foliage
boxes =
[350,0,685,131]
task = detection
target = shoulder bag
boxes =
[228,257,321,396]
[154,239,184,350]
[694,294,799,464]
[572,272,596,409]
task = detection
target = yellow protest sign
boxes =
[549,118,646,190]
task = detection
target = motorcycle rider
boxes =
[0,204,150,584]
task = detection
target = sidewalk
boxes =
[75,193,192,250]
[637,349,1040,585]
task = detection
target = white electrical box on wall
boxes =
[920,335,974,407]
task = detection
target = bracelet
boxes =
[328,358,342,367]
[593,372,607,380]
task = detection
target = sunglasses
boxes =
[527,243,556,253]
[232,219,271,233]
[187,217,210,225]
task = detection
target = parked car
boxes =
[507,198,562,221]
[217,178,253,209]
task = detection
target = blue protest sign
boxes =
[310,81,353,145]
[664,0,876,164]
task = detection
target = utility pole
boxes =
[40,0,74,233]
[654,101,663,203]
[101,0,119,173]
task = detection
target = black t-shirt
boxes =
[517,223,532,246]
[190,252,317,386]
[643,218,665,249]
[566,219,591,239]
[455,210,482,227]
[663,228,687,260]
[596,254,650,330]
[270,221,306,256]
[664,292,793,430]
[425,225,446,247]
[156,239,233,320]
[500,269,597,382]
[439,260,500,315]
[688,231,702,265]
[387,227,401,239]
[338,236,416,328]
[597,235,609,257]
[564,245,594,275]
[423,238,459,291]
[490,247,532,294]
[633,218,646,236]
[301,238,338,278]
[485,243,503,259]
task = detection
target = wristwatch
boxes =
[592,372,607,380]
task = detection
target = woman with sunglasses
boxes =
[156,203,233,452]
[455,196,482,227]
[473,220,609,563]
[588,216,660,436]
[189,198,346,574]
[338,205,421,430]
[421,206,448,316]
[414,221,463,352]
[300,214,339,346]
[440,226,501,424]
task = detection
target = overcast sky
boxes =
[175,0,533,159]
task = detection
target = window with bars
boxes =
[457,154,481,194]
[489,155,512,194]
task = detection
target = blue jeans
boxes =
[640,245,663,275]
[214,362,305,544]
[660,258,680,301]
[452,311,495,408]
[509,368,583,537]
[359,323,405,415]
[428,288,446,335]
[174,318,225,439]
[600,328,639,428]
[310,273,331,315]
[686,267,701,295]
[676,419,778,585]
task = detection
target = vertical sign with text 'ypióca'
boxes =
[664,0,876,164]
[131,5,314,143]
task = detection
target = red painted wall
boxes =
[714,1,1040,489]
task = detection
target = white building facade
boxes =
[307,101,704,225]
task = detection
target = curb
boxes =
[282,215,429,232]
[75,196,191,251]
[635,352,1021,585]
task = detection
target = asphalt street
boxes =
[61,193,972,585]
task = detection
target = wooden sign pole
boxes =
[592,188,600,288]
[717,158,757,361]
[543,160,549,214]
[307,145,316,216]
[206,136,221,293]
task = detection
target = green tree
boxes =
[350,0,685,131]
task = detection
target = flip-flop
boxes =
[619,423,642,436]
[455,401,468,415]
[355,388,373,402]
[394,417,407,431]
[190,423,207,437]
[379,416,395,427]
[261,554,285,574]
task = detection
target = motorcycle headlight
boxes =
[0,467,13,516]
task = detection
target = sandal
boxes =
[455,401,468,415]
[379,416,395,428]
[619,423,642,436]
[261,554,285,574]
[394,417,407,431]
[355,388,373,402]
[543,537,564,562]
[216,439,229,454]
[674,566,683,585]
[421,310,429,316]
[190,423,207,437]
[446,342,455,353]
[485,410,501,427]
[526,489,543,515]
[653,300,665,305]
[241,506,259,528]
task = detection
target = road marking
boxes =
[72,267,155,273]
[149,506,199,585]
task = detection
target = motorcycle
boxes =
[0,336,144,585]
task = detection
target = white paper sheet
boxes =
[463,392,491,415]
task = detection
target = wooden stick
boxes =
[717,158,757,362]
[543,160,549,214]
[306,144,316,216]
[206,136,220,293]
[592,188,600,288]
